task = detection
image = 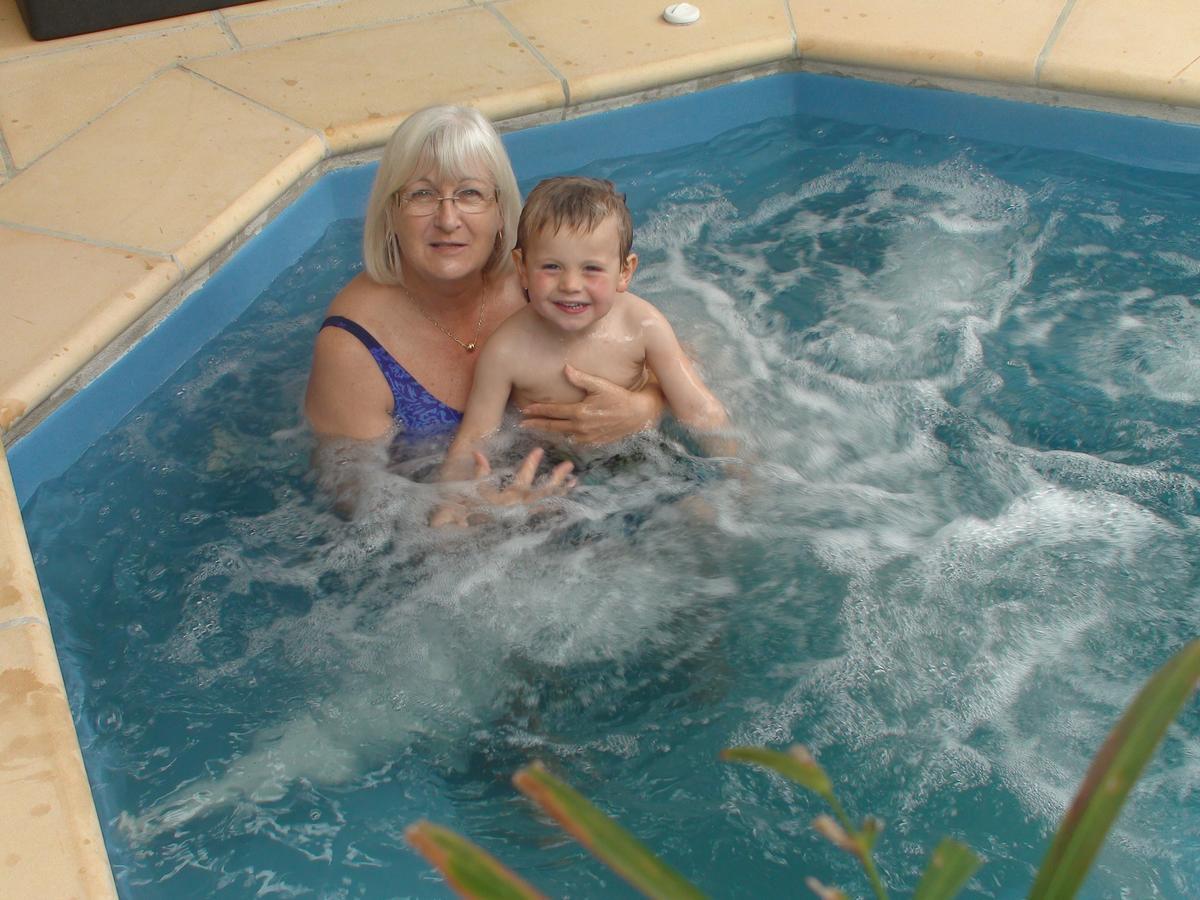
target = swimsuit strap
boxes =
[322,314,384,353]
[320,315,463,436]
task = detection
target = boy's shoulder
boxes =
[491,303,539,336]
[613,291,666,321]
[613,292,674,336]
[481,304,542,357]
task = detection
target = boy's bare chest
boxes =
[510,335,647,405]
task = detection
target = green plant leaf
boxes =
[720,745,835,802]
[912,838,980,900]
[806,876,851,899]
[859,816,884,853]
[405,820,546,900]
[513,762,708,900]
[1028,638,1200,900]
[725,746,887,900]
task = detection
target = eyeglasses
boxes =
[396,187,497,217]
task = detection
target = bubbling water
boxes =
[22,116,1200,897]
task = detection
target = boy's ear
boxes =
[512,248,528,286]
[617,252,639,291]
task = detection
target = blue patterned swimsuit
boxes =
[320,315,463,437]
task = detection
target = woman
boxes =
[305,105,661,492]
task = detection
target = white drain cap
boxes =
[663,3,701,25]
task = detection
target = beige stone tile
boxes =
[499,0,794,106]
[0,68,325,268]
[0,447,46,623]
[0,24,231,169]
[0,228,181,431]
[221,0,348,16]
[0,620,116,898]
[187,7,564,153]
[225,0,470,47]
[0,0,216,61]
[1039,0,1200,106]
[788,0,1063,84]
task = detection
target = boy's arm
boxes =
[439,342,516,483]
[433,334,576,527]
[430,342,517,528]
[640,302,729,436]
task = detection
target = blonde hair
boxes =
[516,176,633,260]
[362,105,521,285]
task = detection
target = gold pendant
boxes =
[465,342,476,352]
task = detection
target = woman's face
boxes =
[392,166,502,288]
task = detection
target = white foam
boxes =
[736,474,1191,849]
[1081,211,1125,232]
[121,141,1198,890]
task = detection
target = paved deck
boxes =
[2,0,1199,895]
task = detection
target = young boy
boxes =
[432,176,731,525]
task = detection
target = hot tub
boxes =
[9,72,1200,898]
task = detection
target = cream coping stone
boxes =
[0,2,215,62]
[1038,0,1200,107]
[223,0,471,48]
[497,0,795,106]
[3,0,1200,894]
[787,0,1065,84]
[0,68,325,257]
[0,228,182,429]
[185,7,566,154]
[0,445,46,624]
[0,22,233,168]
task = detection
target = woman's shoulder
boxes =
[326,272,391,318]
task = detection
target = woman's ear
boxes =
[618,253,639,291]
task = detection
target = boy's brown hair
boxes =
[516,176,634,260]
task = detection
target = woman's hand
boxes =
[430,447,575,528]
[519,364,665,446]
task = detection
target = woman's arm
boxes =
[305,325,395,440]
[517,364,666,445]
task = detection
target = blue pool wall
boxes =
[10,70,1200,506]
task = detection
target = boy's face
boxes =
[513,216,637,333]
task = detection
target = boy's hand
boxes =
[519,364,661,445]
[430,448,575,528]
[429,497,473,528]
[473,448,575,506]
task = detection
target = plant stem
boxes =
[825,794,888,900]
[859,850,889,900]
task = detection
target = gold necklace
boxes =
[405,284,486,352]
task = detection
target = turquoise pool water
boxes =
[16,78,1200,897]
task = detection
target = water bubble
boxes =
[96,705,123,734]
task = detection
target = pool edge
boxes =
[0,445,117,900]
